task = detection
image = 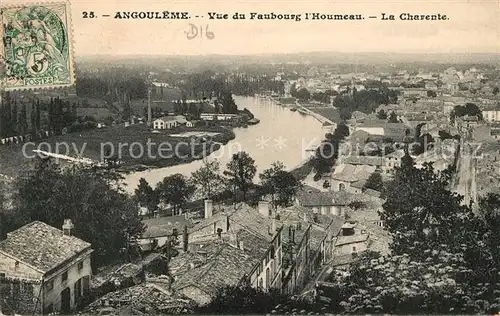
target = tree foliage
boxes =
[364,172,383,192]
[191,158,224,199]
[12,158,145,267]
[223,151,257,201]
[134,178,159,215]
[156,174,195,215]
[259,161,301,209]
[450,103,483,121]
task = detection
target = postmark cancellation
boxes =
[0,1,75,91]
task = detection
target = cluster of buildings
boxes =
[0,184,390,314]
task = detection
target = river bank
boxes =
[122,96,327,193]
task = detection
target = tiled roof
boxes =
[0,221,91,273]
[336,234,369,246]
[189,203,274,243]
[236,229,271,259]
[172,242,259,296]
[342,156,384,166]
[364,188,382,198]
[296,186,344,206]
[142,215,193,239]
[84,283,195,315]
[332,164,377,183]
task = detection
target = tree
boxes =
[191,158,224,199]
[364,171,383,192]
[450,103,483,121]
[18,103,28,136]
[156,174,195,215]
[493,87,499,95]
[30,103,37,138]
[381,150,475,259]
[12,158,145,268]
[224,151,257,201]
[134,178,159,216]
[259,161,301,209]
[427,90,437,97]
[388,111,398,123]
[376,110,387,120]
[295,87,311,101]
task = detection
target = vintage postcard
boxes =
[0,0,499,315]
[1,1,74,91]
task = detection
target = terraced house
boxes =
[0,220,92,315]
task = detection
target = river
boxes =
[123,96,327,193]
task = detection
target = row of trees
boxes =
[290,84,338,103]
[311,123,350,179]
[135,152,302,216]
[0,92,100,139]
[0,93,41,138]
[334,88,399,120]
[76,76,147,101]
[376,109,399,123]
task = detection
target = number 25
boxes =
[82,12,95,18]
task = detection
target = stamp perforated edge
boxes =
[0,0,76,92]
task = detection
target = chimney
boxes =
[204,199,213,218]
[258,201,270,218]
[62,219,74,236]
[229,231,237,246]
[271,218,277,233]
[182,225,188,252]
[239,240,244,251]
[303,213,308,222]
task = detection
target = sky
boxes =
[3,0,499,56]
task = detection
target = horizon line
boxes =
[76,51,500,57]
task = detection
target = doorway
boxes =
[60,287,71,313]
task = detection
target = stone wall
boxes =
[0,277,41,314]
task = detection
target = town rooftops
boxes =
[141,215,193,239]
[296,185,344,207]
[172,242,259,296]
[83,283,195,315]
[0,221,91,273]
[342,155,384,166]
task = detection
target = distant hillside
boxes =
[77,52,500,66]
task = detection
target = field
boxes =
[77,108,112,120]
[0,123,235,177]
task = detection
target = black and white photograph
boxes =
[0,0,499,314]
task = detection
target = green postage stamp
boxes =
[1,2,75,91]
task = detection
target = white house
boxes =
[186,121,197,127]
[153,116,179,130]
[482,106,500,122]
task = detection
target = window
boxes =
[352,246,357,253]
[62,271,68,282]
[45,280,54,292]
[266,267,271,289]
[14,261,19,269]
[78,261,84,271]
